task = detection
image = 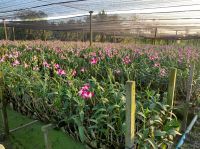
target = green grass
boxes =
[0,108,85,149]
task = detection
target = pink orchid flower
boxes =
[12,60,20,66]
[90,57,98,64]
[57,69,66,76]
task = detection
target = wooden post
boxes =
[0,72,9,139]
[42,30,46,41]
[183,63,195,130]
[3,19,7,40]
[154,27,157,45]
[76,32,78,49]
[89,11,93,46]
[82,29,84,42]
[167,68,177,116]
[125,81,136,149]
[114,32,116,43]
[12,27,15,41]
[41,124,53,149]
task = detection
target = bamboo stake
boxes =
[183,63,195,130]
[125,81,136,149]
[167,68,177,117]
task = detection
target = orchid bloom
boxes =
[57,69,66,76]
[12,60,20,66]
[54,64,60,69]
[154,62,160,68]
[90,57,98,64]
[78,83,94,99]
[43,61,50,68]
[160,68,166,77]
[80,67,86,73]
[72,69,77,76]
[24,63,29,68]
[123,56,131,64]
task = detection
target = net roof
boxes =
[0,0,200,38]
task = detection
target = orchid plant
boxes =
[1,40,199,148]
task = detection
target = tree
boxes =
[14,10,52,40]
[83,10,123,42]
[0,27,4,40]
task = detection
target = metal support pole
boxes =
[176,115,198,149]
[3,19,7,40]
[89,11,93,46]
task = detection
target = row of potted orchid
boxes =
[0,41,199,148]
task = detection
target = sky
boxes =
[1,0,200,35]
[0,0,200,21]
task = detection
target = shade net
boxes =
[0,0,200,39]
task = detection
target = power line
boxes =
[0,0,42,10]
[0,0,88,14]
[1,1,200,19]
[36,0,89,12]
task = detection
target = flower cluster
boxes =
[52,63,66,76]
[54,64,60,69]
[160,68,166,77]
[43,61,50,68]
[154,62,160,68]
[12,60,20,66]
[72,69,77,76]
[90,57,98,64]
[78,83,94,99]
[122,56,131,64]
[56,69,66,76]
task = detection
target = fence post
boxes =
[153,27,157,45]
[0,72,9,139]
[183,63,195,130]
[167,68,177,117]
[41,124,53,149]
[12,27,15,41]
[125,81,136,149]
